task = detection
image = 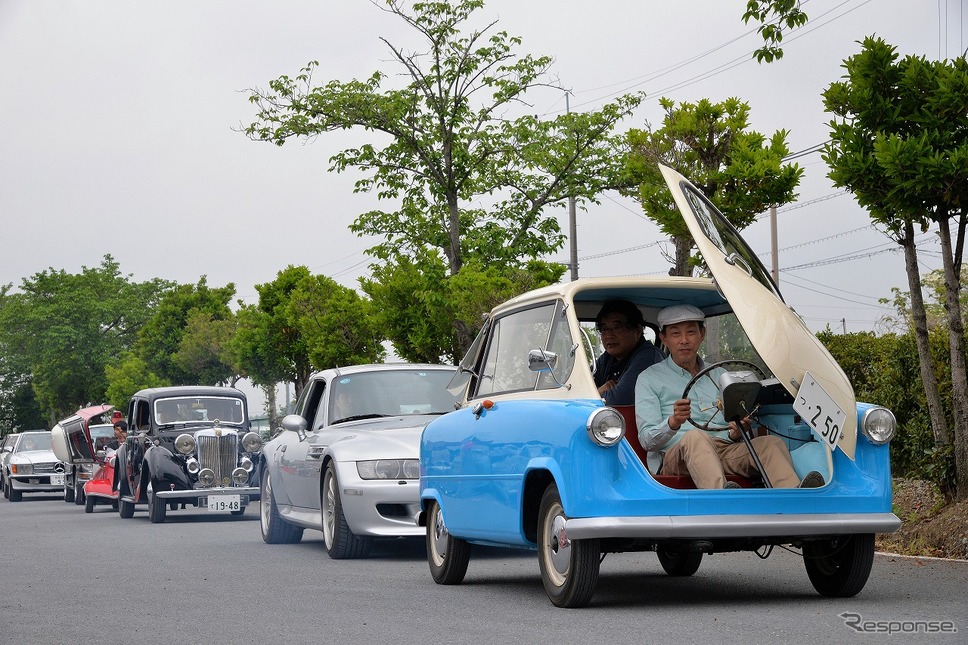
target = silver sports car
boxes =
[259,363,458,558]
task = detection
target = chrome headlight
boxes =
[586,407,625,447]
[357,459,420,480]
[240,456,254,472]
[241,432,263,453]
[861,407,896,445]
[186,458,200,475]
[12,463,32,475]
[198,468,216,487]
[232,467,248,485]
[174,433,196,455]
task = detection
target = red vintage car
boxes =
[51,405,120,512]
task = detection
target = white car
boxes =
[3,431,65,502]
[259,363,458,558]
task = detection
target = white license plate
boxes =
[794,371,848,452]
[207,495,241,512]
[50,474,65,486]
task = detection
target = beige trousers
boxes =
[660,429,800,489]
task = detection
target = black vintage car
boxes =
[115,386,263,523]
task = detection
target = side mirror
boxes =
[282,414,308,439]
[528,348,558,373]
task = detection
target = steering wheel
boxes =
[681,360,767,431]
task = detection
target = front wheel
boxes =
[64,479,74,503]
[147,485,167,524]
[656,549,703,576]
[85,495,95,514]
[537,484,600,608]
[322,462,371,559]
[9,485,22,502]
[803,534,875,597]
[73,477,85,506]
[426,500,470,584]
[260,469,303,544]
[118,497,135,518]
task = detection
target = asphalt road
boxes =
[1,492,964,645]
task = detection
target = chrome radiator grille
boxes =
[31,463,60,474]
[196,434,238,485]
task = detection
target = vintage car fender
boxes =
[144,445,192,492]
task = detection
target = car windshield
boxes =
[154,396,246,426]
[17,433,52,452]
[330,369,458,423]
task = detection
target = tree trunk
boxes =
[899,222,950,448]
[672,235,694,277]
[937,221,968,499]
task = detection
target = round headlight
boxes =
[232,467,248,485]
[586,407,625,447]
[241,432,263,453]
[375,460,402,479]
[186,458,200,475]
[240,456,254,472]
[174,433,196,455]
[861,407,896,445]
[402,459,420,479]
[198,468,216,487]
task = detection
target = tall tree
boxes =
[233,266,384,399]
[246,0,639,353]
[743,0,809,63]
[823,36,968,499]
[132,277,236,386]
[625,97,802,276]
[0,256,172,423]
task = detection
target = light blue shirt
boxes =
[634,355,731,473]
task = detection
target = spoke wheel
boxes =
[656,549,703,576]
[682,359,766,430]
[260,469,303,544]
[537,484,600,608]
[322,462,371,559]
[803,534,874,597]
[426,500,470,584]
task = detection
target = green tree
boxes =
[174,310,239,387]
[823,37,968,499]
[246,0,637,353]
[104,353,168,410]
[743,0,809,63]
[625,97,802,276]
[233,266,384,399]
[132,277,236,386]
[0,256,171,423]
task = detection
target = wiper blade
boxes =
[333,413,388,424]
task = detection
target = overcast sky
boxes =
[0,0,962,342]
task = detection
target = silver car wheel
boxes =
[260,472,273,532]
[430,505,449,564]
[322,467,337,548]
[543,505,571,586]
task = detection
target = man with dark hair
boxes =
[592,299,663,406]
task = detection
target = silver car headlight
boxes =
[186,458,200,475]
[12,463,32,475]
[174,433,196,456]
[240,456,254,473]
[232,467,248,485]
[861,407,896,445]
[586,407,625,447]
[241,432,263,453]
[357,459,420,480]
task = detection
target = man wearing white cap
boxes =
[634,304,823,489]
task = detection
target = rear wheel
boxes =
[537,484,600,608]
[73,477,85,505]
[147,484,167,524]
[803,534,874,597]
[426,500,470,584]
[656,549,703,576]
[322,462,371,559]
[260,469,303,544]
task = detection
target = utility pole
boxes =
[566,91,578,281]
[769,205,779,285]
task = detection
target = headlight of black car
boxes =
[241,432,263,453]
[174,434,196,456]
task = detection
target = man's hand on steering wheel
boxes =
[668,398,692,431]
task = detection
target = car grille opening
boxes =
[376,503,410,519]
[196,434,238,486]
